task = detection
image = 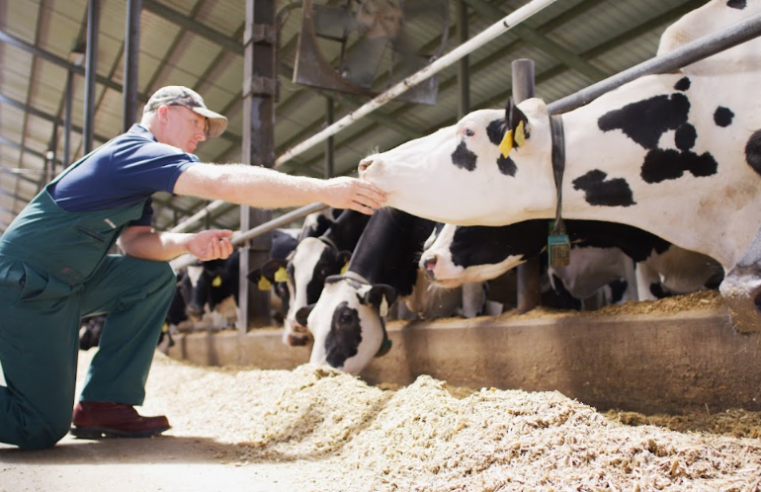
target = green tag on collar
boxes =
[548,234,571,267]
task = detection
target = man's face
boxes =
[162,105,208,153]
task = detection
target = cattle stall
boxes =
[166,3,761,415]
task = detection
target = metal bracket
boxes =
[243,76,278,97]
[244,25,277,46]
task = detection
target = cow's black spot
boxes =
[608,279,628,304]
[675,123,697,151]
[714,106,734,127]
[649,282,670,299]
[745,129,761,176]
[497,155,517,176]
[727,0,746,9]
[451,140,478,171]
[572,170,636,207]
[640,148,718,183]
[674,77,691,92]
[486,118,507,146]
[551,274,582,311]
[450,221,547,268]
[324,301,362,368]
[598,93,690,149]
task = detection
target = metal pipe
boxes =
[456,0,470,118]
[512,59,542,314]
[325,96,334,178]
[123,0,142,131]
[549,11,761,114]
[273,0,559,168]
[169,202,328,271]
[83,0,100,154]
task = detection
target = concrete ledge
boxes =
[165,307,761,414]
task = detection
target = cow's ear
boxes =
[296,304,315,327]
[360,284,398,317]
[260,259,285,281]
[337,250,352,275]
[247,268,273,291]
[499,98,529,157]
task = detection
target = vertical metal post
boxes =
[123,0,141,131]
[456,0,470,119]
[63,69,74,168]
[240,0,277,330]
[83,0,99,154]
[512,59,542,314]
[325,96,334,178]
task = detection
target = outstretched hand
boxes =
[322,177,387,215]
[187,229,234,261]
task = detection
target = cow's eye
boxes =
[465,128,475,137]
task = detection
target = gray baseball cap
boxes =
[144,86,228,138]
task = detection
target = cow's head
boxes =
[420,221,549,287]
[299,275,396,374]
[281,237,352,346]
[358,99,554,226]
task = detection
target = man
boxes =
[0,86,386,449]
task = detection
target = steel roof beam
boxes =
[460,0,608,82]
[142,0,244,56]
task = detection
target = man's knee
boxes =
[11,415,70,450]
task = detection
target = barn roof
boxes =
[0,0,706,234]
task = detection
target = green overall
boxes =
[0,154,176,449]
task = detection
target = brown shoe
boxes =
[71,401,171,439]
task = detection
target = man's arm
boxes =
[172,163,386,215]
[118,225,234,262]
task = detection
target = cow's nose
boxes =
[358,158,373,173]
[287,333,311,346]
[422,255,438,279]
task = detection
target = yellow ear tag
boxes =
[162,322,169,334]
[514,120,526,147]
[499,130,514,158]
[274,267,288,283]
[258,276,272,291]
[340,261,349,275]
[212,275,222,287]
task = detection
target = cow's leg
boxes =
[719,226,761,333]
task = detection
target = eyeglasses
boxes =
[168,105,209,137]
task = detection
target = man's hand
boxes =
[322,177,387,215]
[187,229,234,261]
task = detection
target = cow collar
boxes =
[329,272,393,358]
[319,236,338,250]
[548,114,571,267]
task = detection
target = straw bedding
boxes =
[133,346,761,492]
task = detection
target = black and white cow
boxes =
[297,208,436,374]
[258,210,372,346]
[358,3,761,330]
[185,249,240,324]
[420,220,722,309]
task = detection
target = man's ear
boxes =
[499,98,530,157]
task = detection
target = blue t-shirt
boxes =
[49,124,199,226]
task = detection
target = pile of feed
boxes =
[106,349,761,492]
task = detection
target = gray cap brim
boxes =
[192,107,228,138]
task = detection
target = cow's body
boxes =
[360,69,761,328]
[658,0,761,75]
[421,219,721,308]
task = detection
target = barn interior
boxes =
[2,0,761,417]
